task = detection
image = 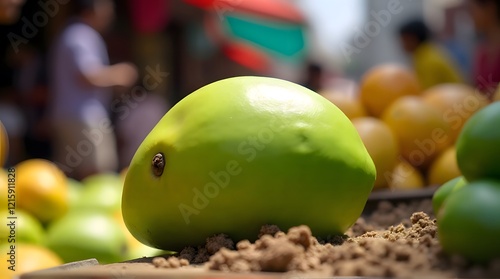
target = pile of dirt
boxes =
[152,200,500,278]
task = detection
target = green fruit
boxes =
[46,210,127,264]
[0,209,45,245]
[75,173,122,214]
[67,178,83,208]
[122,76,376,251]
[437,179,500,262]
[432,176,467,216]
[456,102,500,181]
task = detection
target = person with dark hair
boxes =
[48,0,138,179]
[468,0,500,99]
[398,19,463,89]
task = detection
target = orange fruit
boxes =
[16,159,69,224]
[0,243,62,277]
[428,146,461,186]
[0,168,8,205]
[0,121,8,167]
[0,168,7,210]
[359,64,421,117]
[320,90,367,119]
[352,117,399,189]
[382,96,452,169]
[422,83,489,142]
[388,159,425,190]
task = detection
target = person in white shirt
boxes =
[49,0,138,180]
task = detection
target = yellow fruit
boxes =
[0,243,63,277]
[0,169,7,210]
[388,159,425,190]
[0,121,8,167]
[320,90,367,119]
[113,210,167,260]
[428,146,461,186]
[16,159,68,224]
[382,96,452,169]
[359,64,421,117]
[422,83,489,142]
[352,117,399,189]
[120,167,128,182]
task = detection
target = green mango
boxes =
[0,209,45,245]
[46,210,127,264]
[122,76,376,251]
[432,176,467,217]
[437,179,500,262]
[456,101,500,181]
[74,173,123,214]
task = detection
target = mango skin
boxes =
[122,76,376,251]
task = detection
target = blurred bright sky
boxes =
[293,0,366,60]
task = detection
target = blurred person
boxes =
[468,0,500,99]
[48,0,138,180]
[399,19,464,90]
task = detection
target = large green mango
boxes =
[122,76,375,251]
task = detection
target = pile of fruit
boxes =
[0,123,167,277]
[433,101,500,263]
[1,66,500,277]
[320,63,495,190]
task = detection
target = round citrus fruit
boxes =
[15,159,69,224]
[0,209,45,245]
[0,243,62,277]
[382,96,452,169]
[46,210,128,264]
[422,83,489,142]
[456,102,500,181]
[122,76,376,251]
[0,121,8,167]
[352,117,399,189]
[387,159,425,190]
[427,146,461,186]
[437,179,500,262]
[320,90,367,119]
[359,64,421,117]
[432,176,466,216]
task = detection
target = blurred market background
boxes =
[1,0,500,274]
[0,0,491,169]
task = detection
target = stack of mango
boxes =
[320,64,499,190]
[0,122,167,277]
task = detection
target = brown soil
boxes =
[151,200,500,278]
